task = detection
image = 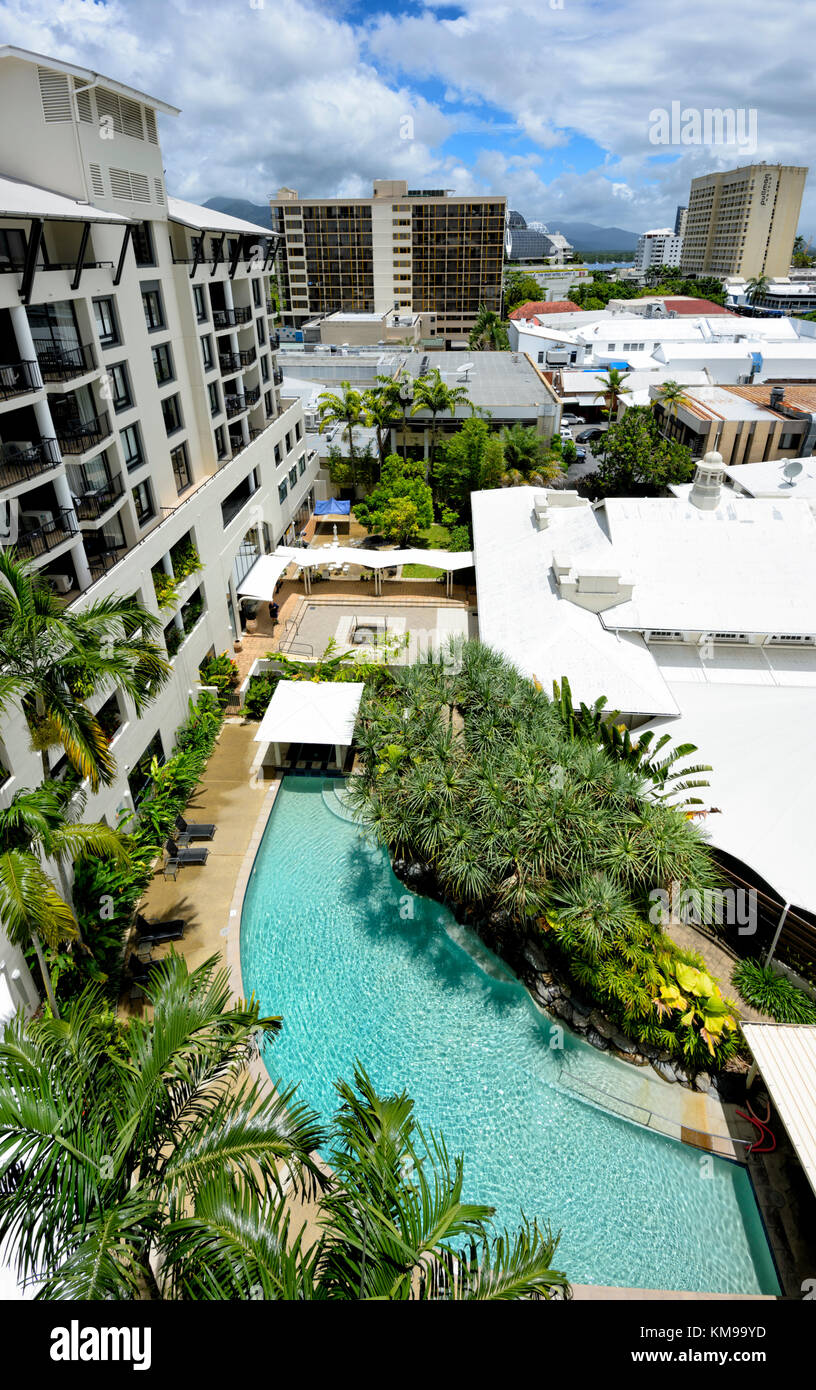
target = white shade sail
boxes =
[276,545,473,571]
[236,554,291,601]
[254,680,364,747]
[741,1023,816,1201]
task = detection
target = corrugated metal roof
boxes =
[741,1024,816,1200]
[0,173,135,224]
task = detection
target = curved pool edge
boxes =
[225,771,283,1017]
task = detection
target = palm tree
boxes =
[411,368,473,476]
[746,274,769,307]
[317,382,364,483]
[594,367,631,422]
[469,304,507,351]
[0,956,569,1300]
[0,550,169,790]
[655,379,689,426]
[0,782,130,1015]
[362,376,402,476]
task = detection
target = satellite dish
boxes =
[457,362,474,376]
[783,460,804,487]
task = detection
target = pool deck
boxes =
[127,724,807,1298]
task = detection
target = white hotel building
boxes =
[0,48,319,1007]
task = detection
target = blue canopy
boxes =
[314,498,351,516]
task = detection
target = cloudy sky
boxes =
[2,0,815,234]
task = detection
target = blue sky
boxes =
[1,0,814,233]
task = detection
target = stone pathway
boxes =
[665,919,770,1023]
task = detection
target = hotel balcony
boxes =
[225,394,248,419]
[54,410,112,456]
[0,436,61,489]
[245,384,261,407]
[268,331,280,349]
[72,471,126,524]
[16,507,77,562]
[273,365,284,386]
[213,307,252,330]
[0,360,43,404]
[219,347,257,373]
[35,342,98,385]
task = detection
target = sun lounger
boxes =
[175,814,216,841]
[165,838,209,866]
[135,913,185,944]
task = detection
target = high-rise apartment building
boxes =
[271,180,506,345]
[681,164,808,278]
[674,205,688,238]
[633,227,683,273]
[0,47,319,1001]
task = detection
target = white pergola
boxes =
[741,1023,816,1201]
[254,679,365,770]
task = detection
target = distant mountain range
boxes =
[203,198,639,253]
[204,196,273,226]
[549,221,639,253]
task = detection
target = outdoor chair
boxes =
[175,813,216,842]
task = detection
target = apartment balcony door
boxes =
[27,300,81,357]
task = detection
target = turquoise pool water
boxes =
[240,776,780,1295]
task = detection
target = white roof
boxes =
[643,681,816,913]
[0,45,180,114]
[471,487,678,716]
[723,457,816,499]
[0,174,134,224]
[741,1024,816,1201]
[600,496,816,634]
[254,680,364,747]
[167,196,271,237]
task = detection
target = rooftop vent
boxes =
[770,385,785,410]
[689,450,725,510]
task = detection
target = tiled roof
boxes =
[661,297,735,315]
[726,383,816,414]
[509,299,581,320]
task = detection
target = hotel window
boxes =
[132,222,156,267]
[274,442,282,465]
[288,465,297,488]
[257,318,266,346]
[201,334,214,371]
[208,382,221,417]
[171,442,191,494]
[298,454,306,476]
[215,424,228,459]
[120,422,144,471]
[152,341,174,386]
[132,478,155,525]
[93,296,119,347]
[261,356,270,384]
[161,393,183,436]
[108,361,132,412]
[278,479,288,503]
[141,285,165,332]
[253,279,262,307]
[193,285,208,323]
[285,431,293,452]
[264,390,273,415]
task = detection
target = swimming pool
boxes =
[241,776,779,1295]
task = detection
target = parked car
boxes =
[576,426,605,443]
[574,446,587,461]
[561,413,585,426]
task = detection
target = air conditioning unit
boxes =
[20,508,54,530]
[49,573,72,594]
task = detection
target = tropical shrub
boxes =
[170,540,203,582]
[199,652,240,705]
[243,673,278,719]
[0,957,569,1301]
[152,568,178,609]
[733,958,816,1024]
[69,694,224,1003]
[348,642,734,1070]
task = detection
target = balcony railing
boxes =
[219,352,241,375]
[0,359,43,401]
[35,342,97,382]
[73,471,125,521]
[54,410,112,455]
[0,437,61,488]
[16,508,77,560]
[268,331,280,349]
[225,395,248,419]
[245,385,261,406]
[213,307,252,330]
[273,365,284,385]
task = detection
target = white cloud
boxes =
[0,0,812,232]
